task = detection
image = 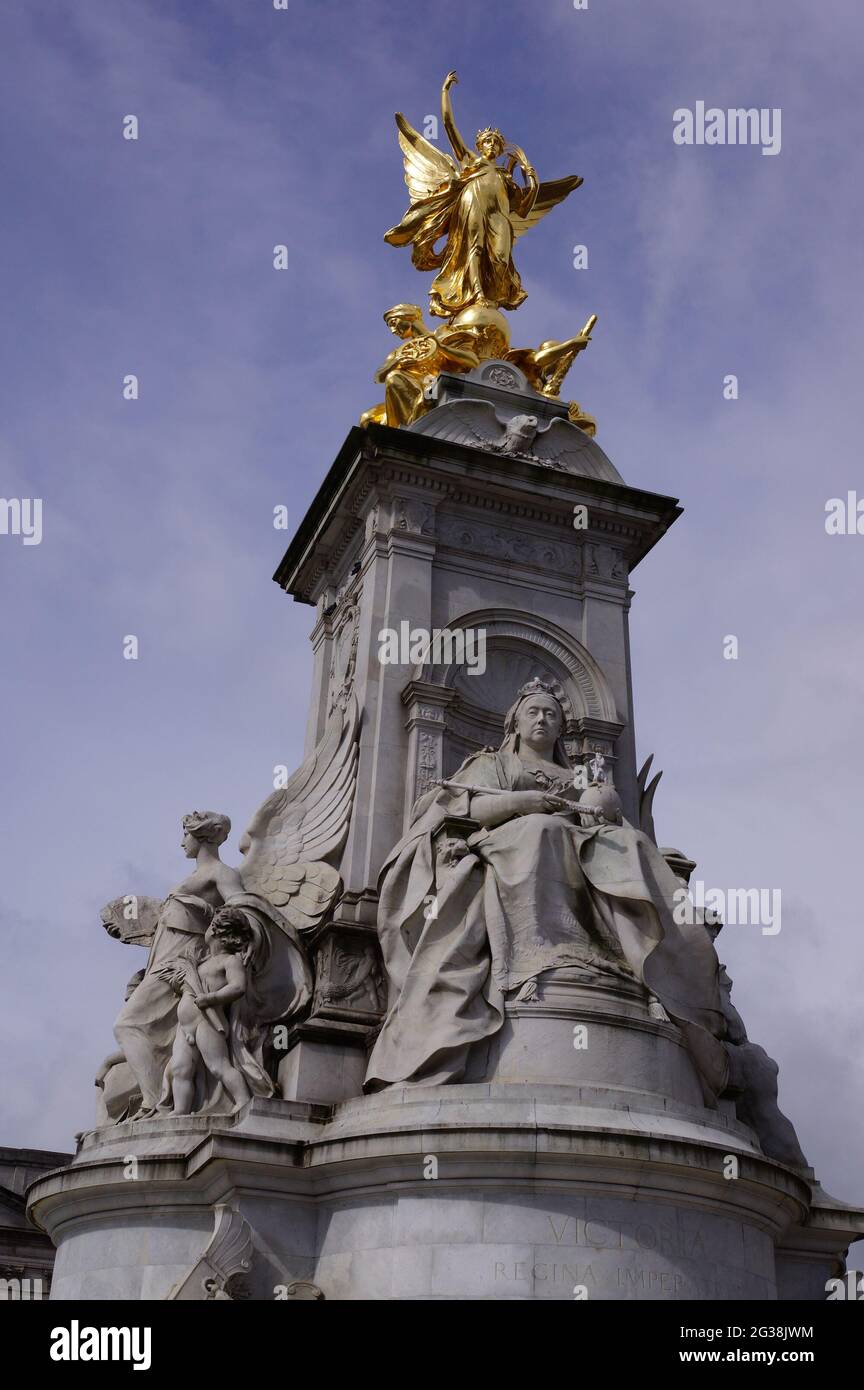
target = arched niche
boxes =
[399,609,626,819]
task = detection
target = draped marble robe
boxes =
[365,746,729,1099]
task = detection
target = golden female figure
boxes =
[385,72,583,318]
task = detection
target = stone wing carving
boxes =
[528,417,609,476]
[412,398,507,449]
[166,1205,253,1302]
[239,695,359,932]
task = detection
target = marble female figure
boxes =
[113,811,242,1116]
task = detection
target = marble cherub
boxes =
[157,908,270,1114]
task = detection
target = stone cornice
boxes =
[27,1096,814,1240]
[274,425,681,605]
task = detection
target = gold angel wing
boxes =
[393,112,458,203]
[239,696,360,931]
[510,175,583,239]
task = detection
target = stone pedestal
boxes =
[28,983,864,1301]
[277,1019,369,1105]
[466,971,708,1108]
[276,917,384,1104]
[28,1081,847,1302]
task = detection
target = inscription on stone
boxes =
[545,1214,706,1258]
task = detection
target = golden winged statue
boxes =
[384,71,583,319]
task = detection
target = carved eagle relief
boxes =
[411,399,621,481]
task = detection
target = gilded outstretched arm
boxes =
[441,71,469,163]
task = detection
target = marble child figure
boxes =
[158,907,272,1115]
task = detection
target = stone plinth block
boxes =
[29,1078,861,1301]
[467,973,707,1109]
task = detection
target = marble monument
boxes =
[27,71,863,1301]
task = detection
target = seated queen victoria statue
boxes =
[365,679,730,1099]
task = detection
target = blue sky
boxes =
[1,0,862,1257]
